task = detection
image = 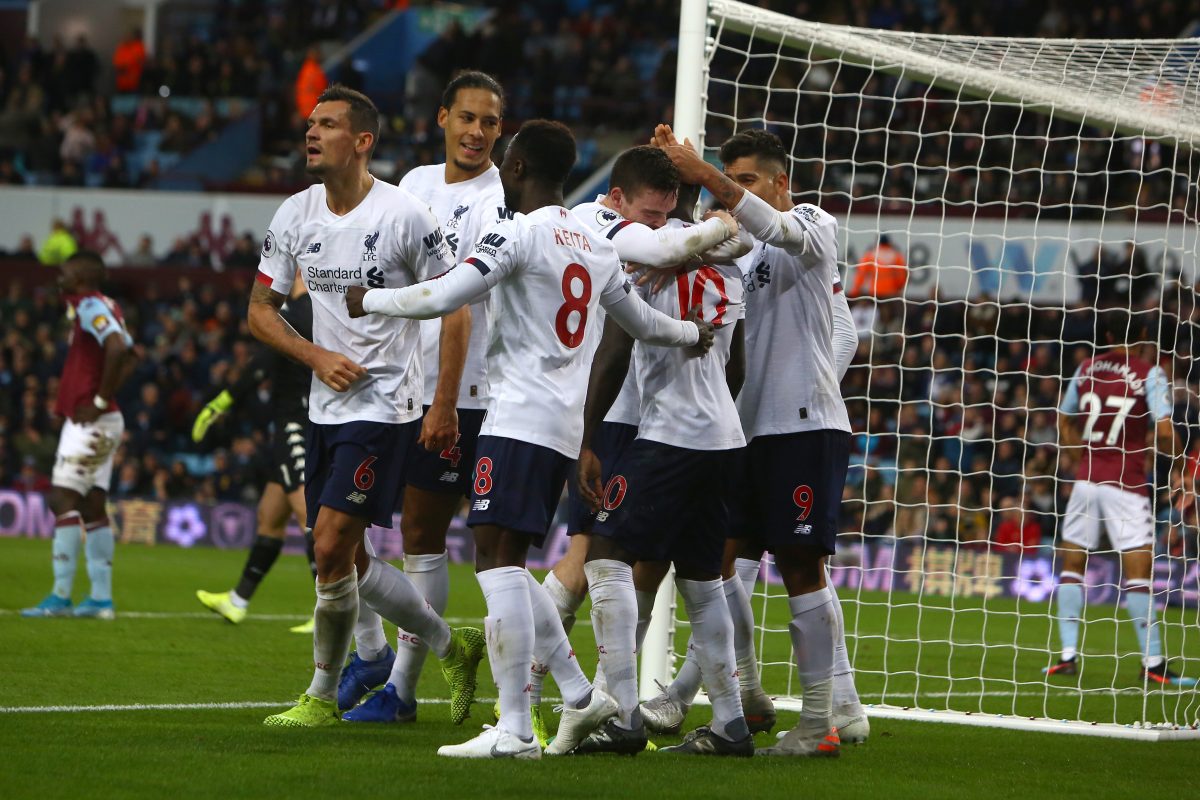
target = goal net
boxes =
[647,0,1200,739]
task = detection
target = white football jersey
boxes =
[633,219,746,451]
[572,198,641,426]
[399,164,507,409]
[736,202,852,439]
[256,179,452,426]
[466,205,638,457]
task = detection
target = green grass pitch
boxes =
[1,537,1195,799]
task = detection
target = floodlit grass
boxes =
[1,538,1195,799]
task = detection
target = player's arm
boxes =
[192,350,274,443]
[702,221,754,264]
[421,304,472,451]
[577,318,637,510]
[1147,365,1179,457]
[351,263,490,320]
[726,319,746,399]
[832,288,857,380]
[609,213,737,267]
[1057,367,1083,449]
[600,278,713,352]
[72,303,136,424]
[653,123,833,259]
[249,279,364,393]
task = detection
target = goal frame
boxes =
[640,0,1200,742]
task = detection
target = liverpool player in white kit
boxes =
[348,119,715,758]
[658,125,851,757]
[250,86,484,728]
[342,72,510,723]
[1048,309,1194,686]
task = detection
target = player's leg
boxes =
[1046,482,1096,675]
[22,483,85,616]
[197,481,291,624]
[285,483,317,634]
[25,414,117,617]
[388,486,457,705]
[75,487,116,618]
[660,449,752,756]
[826,565,868,742]
[1110,486,1196,686]
[758,431,847,758]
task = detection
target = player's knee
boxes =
[401,521,447,555]
[584,534,635,566]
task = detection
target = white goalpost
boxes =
[642,0,1200,741]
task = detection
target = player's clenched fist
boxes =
[684,306,716,357]
[310,348,366,392]
[345,285,368,318]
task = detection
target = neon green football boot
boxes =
[263,694,340,727]
[196,590,246,624]
[440,627,486,724]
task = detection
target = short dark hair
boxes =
[610,145,679,198]
[1097,307,1140,346]
[442,70,505,114]
[65,249,106,283]
[673,182,702,220]
[719,129,788,174]
[511,119,576,185]
[315,84,381,152]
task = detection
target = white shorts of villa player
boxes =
[1061,480,1155,552]
[51,411,125,496]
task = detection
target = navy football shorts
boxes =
[590,438,736,575]
[403,406,487,495]
[466,435,572,547]
[730,430,850,556]
[304,419,417,529]
[565,421,639,534]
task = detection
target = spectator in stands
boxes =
[293,47,327,118]
[37,218,77,266]
[112,29,146,93]
[128,235,156,267]
[992,496,1042,553]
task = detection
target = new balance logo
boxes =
[439,471,459,482]
[472,499,490,511]
[595,511,610,522]
[306,242,322,254]
[346,491,367,505]
[794,523,813,536]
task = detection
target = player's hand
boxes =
[310,348,366,392]
[652,124,710,184]
[704,209,739,238]
[192,390,233,443]
[684,306,716,357]
[419,402,459,452]
[345,285,368,318]
[577,447,605,512]
[625,261,681,293]
[72,402,102,425]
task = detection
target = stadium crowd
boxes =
[3,255,1197,558]
[1,0,1197,202]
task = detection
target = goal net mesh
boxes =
[674,0,1200,732]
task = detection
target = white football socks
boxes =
[585,559,639,727]
[478,566,535,740]
[723,576,760,691]
[789,587,835,734]
[51,512,83,599]
[525,569,592,709]
[676,577,747,742]
[358,556,452,658]
[530,570,585,704]
[1055,572,1085,662]
[307,568,359,701]
[827,576,862,710]
[353,534,388,661]
[389,550,450,703]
